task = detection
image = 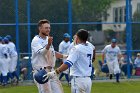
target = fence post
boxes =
[68,0,72,41]
[126,0,132,79]
[15,0,20,77]
[27,0,32,80]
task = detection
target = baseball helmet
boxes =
[6,35,12,41]
[34,69,49,84]
[111,38,117,43]
[63,33,70,38]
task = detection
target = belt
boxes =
[40,66,53,72]
[40,66,52,70]
[71,76,90,78]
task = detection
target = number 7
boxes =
[87,54,92,67]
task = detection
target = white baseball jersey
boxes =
[32,35,64,93]
[59,41,70,55]
[7,42,18,72]
[102,44,121,74]
[102,44,121,62]
[31,35,56,70]
[65,42,94,77]
[0,44,10,76]
[134,58,140,67]
[67,42,74,54]
[8,42,17,57]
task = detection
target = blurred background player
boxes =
[58,33,70,85]
[6,35,19,84]
[102,38,121,83]
[120,52,133,76]
[0,36,3,85]
[0,37,10,86]
[45,29,94,93]
[31,19,66,93]
[134,53,140,76]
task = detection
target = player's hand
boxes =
[48,36,53,46]
[63,55,68,59]
[43,71,56,80]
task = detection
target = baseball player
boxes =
[102,39,121,83]
[0,36,3,84]
[6,35,19,84]
[0,38,10,86]
[45,29,95,93]
[59,33,71,84]
[31,19,66,93]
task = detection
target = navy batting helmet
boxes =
[63,33,70,38]
[34,69,49,84]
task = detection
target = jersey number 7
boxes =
[87,54,92,67]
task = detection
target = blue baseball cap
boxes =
[63,33,70,38]
[3,37,9,43]
[6,35,12,41]
[111,38,117,43]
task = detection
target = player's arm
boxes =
[43,48,77,79]
[55,51,68,59]
[32,36,53,54]
[117,48,122,62]
[92,49,96,63]
[102,53,105,64]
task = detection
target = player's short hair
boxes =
[38,19,50,27]
[76,29,88,42]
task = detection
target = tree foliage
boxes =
[72,0,113,22]
[0,0,113,52]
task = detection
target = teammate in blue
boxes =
[44,29,95,93]
[59,33,71,85]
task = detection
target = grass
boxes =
[0,80,140,93]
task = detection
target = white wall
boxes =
[102,0,140,31]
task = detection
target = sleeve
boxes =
[102,46,107,54]
[31,40,48,55]
[59,42,63,53]
[118,47,121,55]
[64,47,79,67]
[134,59,137,64]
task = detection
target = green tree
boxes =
[72,0,113,31]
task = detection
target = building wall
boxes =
[102,0,140,31]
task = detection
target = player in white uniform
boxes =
[0,36,3,84]
[31,19,66,93]
[59,33,71,84]
[0,38,10,86]
[45,29,95,93]
[6,35,19,84]
[102,39,121,83]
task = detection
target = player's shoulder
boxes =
[86,41,95,49]
[32,35,41,43]
[59,40,65,45]
[9,42,15,46]
[104,44,111,48]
